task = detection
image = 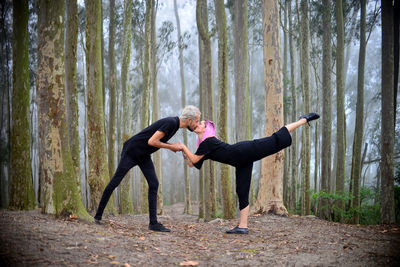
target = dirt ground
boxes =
[1,203,399,267]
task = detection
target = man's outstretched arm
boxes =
[148,130,182,152]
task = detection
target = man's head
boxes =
[179,105,201,132]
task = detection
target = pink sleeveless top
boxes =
[196,120,217,147]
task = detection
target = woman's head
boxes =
[196,120,216,146]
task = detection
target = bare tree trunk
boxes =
[0,1,11,208]
[215,0,235,219]
[335,0,346,223]
[255,0,288,216]
[282,0,290,209]
[140,0,154,214]
[151,2,163,215]
[197,0,216,221]
[174,0,191,215]
[86,0,112,213]
[288,1,297,213]
[300,0,311,216]
[37,0,90,219]
[108,0,116,188]
[198,20,205,219]
[350,0,366,225]
[234,0,250,143]
[65,0,81,193]
[380,0,395,224]
[9,0,35,210]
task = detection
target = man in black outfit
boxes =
[94,105,201,232]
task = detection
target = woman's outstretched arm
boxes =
[179,142,204,164]
[182,152,194,167]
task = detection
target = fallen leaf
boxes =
[179,261,199,266]
[139,236,146,241]
[122,264,131,267]
[110,261,120,265]
[107,255,115,260]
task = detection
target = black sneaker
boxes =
[149,222,171,232]
[299,113,320,123]
[226,226,248,234]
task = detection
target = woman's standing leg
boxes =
[233,163,253,230]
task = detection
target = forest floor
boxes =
[0,203,399,267]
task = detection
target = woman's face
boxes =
[194,120,206,135]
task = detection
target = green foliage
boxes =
[309,187,386,225]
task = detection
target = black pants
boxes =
[94,144,159,224]
[235,127,292,210]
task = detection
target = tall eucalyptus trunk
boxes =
[380,0,395,224]
[108,0,116,181]
[37,0,90,219]
[0,1,12,209]
[215,0,235,219]
[197,0,216,221]
[86,0,112,213]
[140,0,154,214]
[65,0,80,186]
[255,0,288,216]
[120,0,133,214]
[299,0,310,216]
[9,0,35,210]
[174,0,191,214]
[151,1,163,215]
[198,24,205,219]
[334,0,346,222]
[350,0,366,225]
[282,0,290,209]
[288,1,297,213]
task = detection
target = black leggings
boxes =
[235,127,292,210]
[94,144,159,224]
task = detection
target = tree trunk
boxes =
[380,0,395,224]
[119,0,133,214]
[282,0,290,209]
[86,0,112,213]
[151,1,163,215]
[215,0,235,219]
[198,25,205,220]
[0,1,12,209]
[107,0,117,198]
[335,0,346,222]
[288,1,297,213]
[174,0,191,215]
[140,0,154,214]
[65,0,80,189]
[37,0,90,219]
[299,0,311,216]
[9,0,35,210]
[197,0,216,221]
[234,0,251,143]
[255,0,288,216]
[350,0,366,225]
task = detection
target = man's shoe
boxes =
[149,222,171,232]
[299,113,320,123]
[94,218,102,225]
[226,226,248,234]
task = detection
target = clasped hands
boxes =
[170,142,186,153]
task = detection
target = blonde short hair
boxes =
[179,105,201,121]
